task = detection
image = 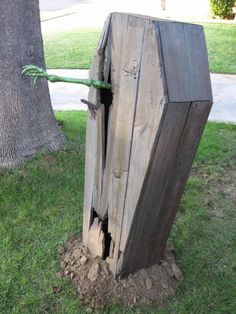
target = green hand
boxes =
[22,64,112,90]
[22,65,49,86]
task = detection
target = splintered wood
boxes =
[83,13,213,278]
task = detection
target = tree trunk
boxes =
[0,0,64,168]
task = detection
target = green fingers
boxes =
[22,64,112,90]
[22,64,49,86]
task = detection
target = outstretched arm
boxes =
[22,65,112,90]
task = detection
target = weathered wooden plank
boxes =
[119,100,212,276]
[92,16,113,220]
[149,100,212,261]
[87,217,105,257]
[82,14,111,247]
[82,56,101,247]
[94,34,113,219]
[82,119,97,248]
[98,13,112,56]
[103,24,112,83]
[158,21,213,102]
[93,104,105,213]
[119,18,168,253]
[119,101,192,275]
[98,13,129,220]
[107,173,128,273]
[105,14,147,274]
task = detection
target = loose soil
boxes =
[58,239,182,310]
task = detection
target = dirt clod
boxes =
[80,255,88,265]
[88,262,100,282]
[145,277,153,290]
[171,263,183,281]
[59,239,182,309]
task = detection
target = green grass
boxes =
[0,112,86,313]
[43,29,101,69]
[0,112,236,313]
[203,23,236,74]
[43,23,236,74]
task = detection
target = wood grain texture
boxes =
[120,101,192,275]
[120,100,212,275]
[82,14,111,246]
[87,217,105,257]
[82,55,102,247]
[158,21,213,102]
[151,100,212,260]
[119,18,168,253]
[107,14,147,274]
[83,12,213,277]
[98,13,129,220]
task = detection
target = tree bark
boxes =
[0,0,64,168]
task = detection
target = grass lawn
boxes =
[43,29,101,70]
[0,111,235,313]
[43,23,236,74]
[203,23,236,74]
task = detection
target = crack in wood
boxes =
[83,13,212,278]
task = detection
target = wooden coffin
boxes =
[83,13,213,277]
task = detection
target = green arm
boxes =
[22,65,112,90]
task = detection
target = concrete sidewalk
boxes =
[48,69,236,123]
[209,74,236,123]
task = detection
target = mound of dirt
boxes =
[58,238,182,310]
